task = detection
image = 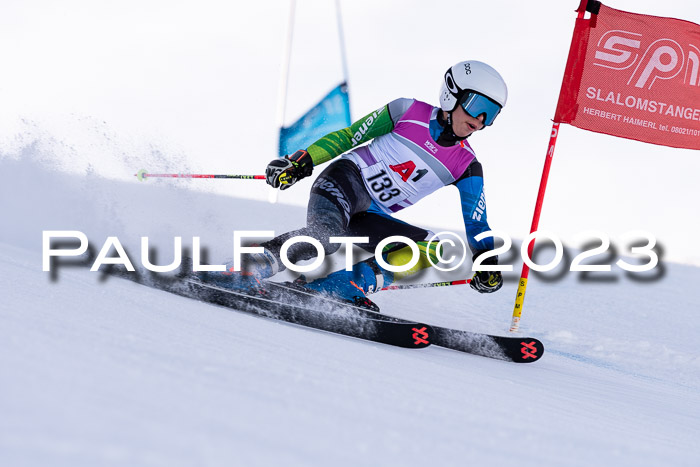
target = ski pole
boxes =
[135,169,265,181]
[381,279,470,291]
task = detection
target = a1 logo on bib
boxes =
[389,161,429,183]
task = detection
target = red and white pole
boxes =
[509,122,561,332]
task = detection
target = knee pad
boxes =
[382,241,440,281]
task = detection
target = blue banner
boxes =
[279,82,351,157]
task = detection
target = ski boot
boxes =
[298,258,393,312]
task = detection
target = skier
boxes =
[215,60,506,309]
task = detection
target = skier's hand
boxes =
[470,270,503,293]
[469,253,503,294]
[266,150,314,190]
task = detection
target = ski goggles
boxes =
[458,91,502,126]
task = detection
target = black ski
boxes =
[105,269,542,362]
[431,326,544,363]
[268,281,544,363]
[108,270,432,350]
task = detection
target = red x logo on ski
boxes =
[412,327,430,345]
[520,341,538,359]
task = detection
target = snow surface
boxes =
[2,151,700,467]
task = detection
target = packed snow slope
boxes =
[1,154,699,467]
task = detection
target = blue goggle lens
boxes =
[459,92,502,126]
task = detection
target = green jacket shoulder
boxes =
[306,98,415,165]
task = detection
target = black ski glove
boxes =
[470,253,503,294]
[266,150,314,190]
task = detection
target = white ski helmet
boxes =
[439,60,508,126]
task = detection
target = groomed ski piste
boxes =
[2,145,699,467]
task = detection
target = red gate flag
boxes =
[555,1,700,150]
